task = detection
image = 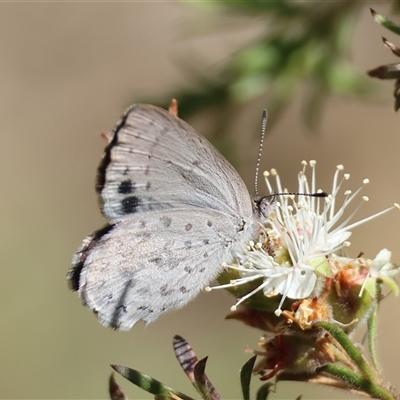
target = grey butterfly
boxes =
[68,104,270,330]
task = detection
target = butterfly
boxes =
[67,103,271,330]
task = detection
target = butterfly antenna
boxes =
[254,110,268,197]
[279,191,328,198]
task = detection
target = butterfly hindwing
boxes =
[69,209,240,330]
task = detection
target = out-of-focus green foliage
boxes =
[144,2,397,144]
[368,8,400,111]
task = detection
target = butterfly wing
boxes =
[69,209,241,330]
[96,104,253,222]
[69,104,258,329]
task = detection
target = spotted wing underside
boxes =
[96,104,253,223]
[68,104,256,329]
[68,209,237,330]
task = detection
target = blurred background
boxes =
[1,2,400,399]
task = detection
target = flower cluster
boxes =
[207,161,399,385]
[209,161,399,315]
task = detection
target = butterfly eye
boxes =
[254,196,275,218]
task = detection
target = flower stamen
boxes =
[211,162,399,318]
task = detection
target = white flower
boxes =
[359,249,399,296]
[207,161,399,316]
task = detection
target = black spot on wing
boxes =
[118,179,135,194]
[121,196,140,214]
[160,284,174,296]
[115,304,128,313]
[67,223,115,291]
[96,104,139,195]
[150,256,162,265]
[160,216,172,228]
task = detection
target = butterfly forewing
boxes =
[97,104,253,221]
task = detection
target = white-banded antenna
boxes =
[254,110,268,196]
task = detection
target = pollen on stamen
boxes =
[344,173,350,180]
[363,178,370,185]
[337,165,344,171]
[362,196,369,202]
[231,305,237,311]
[344,190,352,195]
[205,286,212,292]
[270,168,278,176]
[394,203,400,209]
[309,160,316,167]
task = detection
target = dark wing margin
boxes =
[68,223,115,291]
[95,104,139,195]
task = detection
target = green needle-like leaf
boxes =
[255,382,274,400]
[370,8,400,35]
[111,364,194,400]
[173,335,198,387]
[109,373,127,400]
[383,37,400,57]
[240,356,257,400]
[394,78,400,110]
[173,335,220,399]
[367,63,400,80]
[193,357,221,400]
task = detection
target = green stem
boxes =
[367,282,382,373]
[320,364,394,400]
[315,321,376,381]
